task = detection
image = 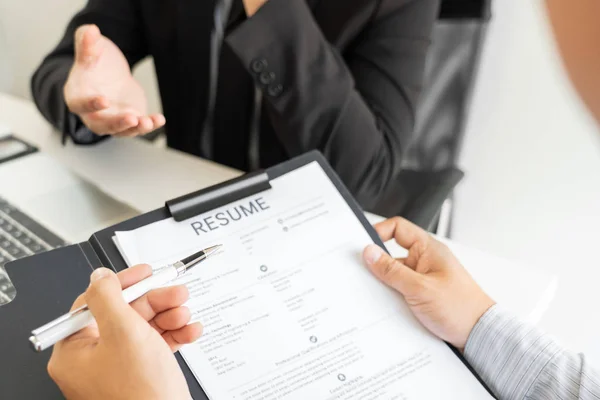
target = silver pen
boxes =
[30,245,222,352]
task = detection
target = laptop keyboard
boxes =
[0,196,68,305]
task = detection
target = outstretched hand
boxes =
[64,24,165,137]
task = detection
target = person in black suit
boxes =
[31,0,439,210]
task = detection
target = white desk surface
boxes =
[0,94,242,214]
[0,93,558,324]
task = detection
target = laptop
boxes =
[0,129,138,306]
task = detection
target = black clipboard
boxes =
[0,151,494,399]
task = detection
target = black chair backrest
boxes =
[439,0,492,19]
[404,0,491,171]
[371,0,492,230]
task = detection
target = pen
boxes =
[29,244,222,352]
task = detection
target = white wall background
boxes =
[1,0,600,362]
[454,0,600,361]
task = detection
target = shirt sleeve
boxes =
[464,305,600,400]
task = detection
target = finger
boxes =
[130,285,189,322]
[112,114,140,133]
[84,268,139,339]
[85,112,139,135]
[148,319,164,335]
[63,292,100,344]
[117,264,153,289]
[60,277,110,344]
[153,306,191,331]
[68,265,151,316]
[363,244,423,297]
[395,257,414,269]
[374,217,430,250]
[114,125,143,137]
[75,24,102,66]
[114,116,154,137]
[70,293,87,311]
[162,322,203,352]
[113,114,164,137]
[63,265,153,343]
[137,116,155,135]
[104,114,139,134]
[149,113,166,129]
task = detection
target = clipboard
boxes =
[0,151,494,399]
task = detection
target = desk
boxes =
[0,95,242,214]
[0,93,557,324]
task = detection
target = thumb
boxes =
[74,24,102,66]
[363,244,423,297]
[85,268,136,340]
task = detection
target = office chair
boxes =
[371,0,492,236]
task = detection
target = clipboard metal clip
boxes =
[166,170,272,222]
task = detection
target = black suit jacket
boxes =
[32,0,439,211]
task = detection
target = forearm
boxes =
[226,0,437,209]
[465,305,600,399]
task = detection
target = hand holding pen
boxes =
[31,245,221,352]
[47,264,201,400]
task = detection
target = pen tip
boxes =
[204,244,223,257]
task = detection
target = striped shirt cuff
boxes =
[464,304,563,399]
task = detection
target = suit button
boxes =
[268,84,283,97]
[259,71,276,85]
[251,58,268,74]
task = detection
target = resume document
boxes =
[114,162,491,399]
